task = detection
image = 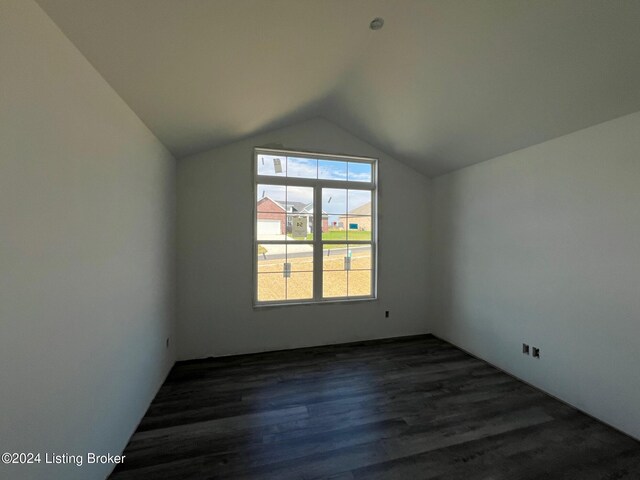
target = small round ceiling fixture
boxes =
[370,17,384,30]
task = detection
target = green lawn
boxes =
[298,229,371,248]
[317,230,371,240]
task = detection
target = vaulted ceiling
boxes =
[37,0,640,177]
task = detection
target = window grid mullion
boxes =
[258,240,314,245]
[313,185,323,301]
[256,176,375,190]
[320,241,373,244]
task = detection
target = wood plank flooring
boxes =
[109,335,640,479]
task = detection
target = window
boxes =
[255,148,377,305]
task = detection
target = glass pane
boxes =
[257,154,286,177]
[257,214,285,240]
[349,245,372,270]
[318,159,347,180]
[323,188,347,244]
[287,272,313,300]
[323,244,348,271]
[257,243,286,273]
[257,273,286,302]
[322,228,346,241]
[323,270,348,298]
[257,184,286,212]
[348,162,372,182]
[347,190,372,213]
[287,157,317,179]
[347,216,372,241]
[284,186,313,212]
[322,188,347,215]
[348,270,372,297]
[288,245,313,272]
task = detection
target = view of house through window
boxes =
[255,149,376,304]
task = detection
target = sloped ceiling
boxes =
[36,0,640,177]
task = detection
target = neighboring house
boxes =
[339,201,372,232]
[256,196,287,235]
[257,196,328,236]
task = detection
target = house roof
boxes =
[270,199,310,213]
[259,196,322,215]
[257,196,285,212]
[37,0,640,177]
[285,201,311,213]
[342,202,371,216]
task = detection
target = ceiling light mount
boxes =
[369,17,384,31]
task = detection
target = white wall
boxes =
[177,118,431,359]
[0,1,176,479]
[430,111,640,440]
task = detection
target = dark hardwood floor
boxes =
[110,335,640,479]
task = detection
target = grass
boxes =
[298,229,371,248]
[307,230,371,240]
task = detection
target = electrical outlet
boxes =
[522,343,530,355]
[385,311,390,318]
[532,347,540,358]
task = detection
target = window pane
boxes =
[349,245,372,270]
[287,272,313,300]
[347,190,372,213]
[322,188,346,245]
[323,270,347,298]
[257,184,286,212]
[348,270,372,297]
[288,245,313,272]
[257,243,286,273]
[322,188,347,215]
[257,154,286,177]
[318,159,347,180]
[322,228,346,241]
[347,216,372,241]
[284,186,313,212]
[257,243,286,263]
[323,244,347,271]
[257,214,285,240]
[287,157,317,179]
[348,162,372,182]
[257,273,286,302]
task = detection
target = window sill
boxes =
[253,297,377,309]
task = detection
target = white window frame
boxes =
[254,148,378,306]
